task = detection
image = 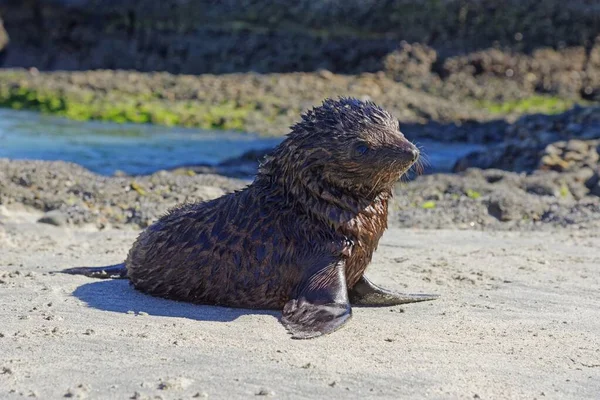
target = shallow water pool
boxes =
[0,109,482,176]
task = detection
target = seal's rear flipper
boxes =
[60,263,128,279]
[282,258,351,339]
[349,275,439,306]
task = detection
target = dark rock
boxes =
[1,159,245,229]
[1,1,599,75]
[589,182,600,197]
[524,181,560,197]
[540,201,600,226]
[454,143,542,173]
[454,108,600,173]
[392,167,600,230]
[38,210,68,226]
[2,159,600,231]
[484,190,545,222]
[540,139,600,172]
[219,148,273,167]
[168,147,276,180]
[384,42,438,83]
[584,169,600,190]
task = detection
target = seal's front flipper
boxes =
[282,300,351,340]
[349,275,438,306]
[60,263,128,279]
[282,259,351,339]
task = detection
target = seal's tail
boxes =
[60,263,128,279]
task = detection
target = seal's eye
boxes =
[355,144,370,156]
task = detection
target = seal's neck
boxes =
[257,165,390,231]
[256,141,392,232]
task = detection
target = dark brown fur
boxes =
[65,98,437,339]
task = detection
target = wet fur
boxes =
[65,97,433,337]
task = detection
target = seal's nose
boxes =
[386,143,420,164]
[410,147,420,162]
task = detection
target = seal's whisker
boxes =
[417,149,431,165]
[417,157,427,175]
[415,152,431,174]
[369,170,386,197]
[413,163,422,177]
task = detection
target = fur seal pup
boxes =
[63,97,438,339]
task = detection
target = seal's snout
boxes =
[388,143,419,165]
[409,147,420,162]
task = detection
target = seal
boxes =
[63,98,438,339]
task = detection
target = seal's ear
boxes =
[281,258,351,339]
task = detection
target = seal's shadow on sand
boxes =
[72,280,279,322]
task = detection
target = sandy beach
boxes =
[1,1,600,398]
[1,207,599,399]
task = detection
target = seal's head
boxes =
[260,97,419,197]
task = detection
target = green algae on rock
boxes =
[0,74,255,131]
[477,96,584,116]
[0,69,488,135]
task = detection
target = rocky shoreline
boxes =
[0,68,487,135]
[2,37,600,134]
[1,96,599,232]
[2,158,599,232]
[1,1,599,233]
[1,71,599,231]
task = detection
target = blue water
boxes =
[0,109,281,175]
[0,109,482,176]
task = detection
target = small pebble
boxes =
[38,210,68,226]
[256,388,274,396]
